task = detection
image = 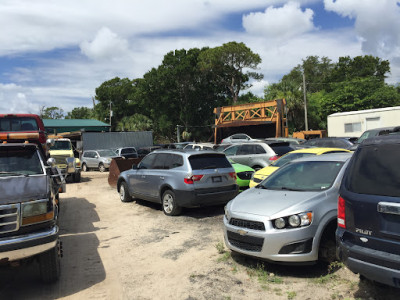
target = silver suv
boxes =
[117,149,239,216]
[81,149,117,172]
[223,142,277,170]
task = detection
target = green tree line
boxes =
[42,42,400,142]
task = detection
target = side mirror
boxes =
[46,138,55,147]
[94,155,98,158]
[47,157,56,167]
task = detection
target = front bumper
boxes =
[336,229,400,288]
[223,215,318,263]
[0,226,59,262]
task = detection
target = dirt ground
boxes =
[0,172,399,300]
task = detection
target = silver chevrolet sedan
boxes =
[223,152,352,264]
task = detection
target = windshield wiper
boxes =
[0,171,28,177]
[279,186,303,191]
[255,185,267,189]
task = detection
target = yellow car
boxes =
[248,147,351,188]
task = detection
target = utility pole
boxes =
[302,72,308,131]
[109,101,112,132]
[177,125,181,142]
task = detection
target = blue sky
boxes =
[0,0,399,115]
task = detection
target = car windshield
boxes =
[0,147,43,176]
[271,152,316,167]
[98,150,116,157]
[50,141,71,150]
[261,160,344,191]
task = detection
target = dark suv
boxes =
[336,134,400,288]
[117,149,239,216]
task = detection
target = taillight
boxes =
[269,155,279,161]
[221,139,224,143]
[338,196,346,228]
[229,172,237,180]
[184,175,204,184]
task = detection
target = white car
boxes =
[221,134,260,144]
[183,143,215,150]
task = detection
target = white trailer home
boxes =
[327,106,400,137]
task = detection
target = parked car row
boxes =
[115,133,400,289]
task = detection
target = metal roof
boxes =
[43,119,110,134]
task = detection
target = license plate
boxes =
[212,176,222,183]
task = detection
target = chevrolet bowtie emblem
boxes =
[237,229,248,236]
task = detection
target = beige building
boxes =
[327,106,400,137]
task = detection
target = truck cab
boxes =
[0,132,64,283]
[49,138,81,182]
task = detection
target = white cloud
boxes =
[324,0,400,59]
[243,2,315,38]
[80,27,130,61]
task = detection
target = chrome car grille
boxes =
[229,218,265,231]
[52,154,69,165]
[227,231,264,252]
[237,171,254,180]
[0,204,20,234]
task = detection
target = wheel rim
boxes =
[120,185,125,201]
[83,164,87,171]
[99,164,105,172]
[163,194,173,214]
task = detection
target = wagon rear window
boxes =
[189,154,231,170]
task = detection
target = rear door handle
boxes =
[160,176,165,180]
[141,175,146,178]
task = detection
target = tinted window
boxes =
[50,141,71,150]
[166,154,184,169]
[98,150,116,157]
[224,146,238,156]
[272,152,316,167]
[139,154,156,169]
[152,153,170,169]
[189,154,231,170]
[121,148,136,154]
[0,117,38,132]
[346,143,400,197]
[263,161,344,191]
[237,144,254,155]
[254,145,266,154]
[233,134,247,140]
[270,145,293,156]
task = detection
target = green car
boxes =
[229,159,255,191]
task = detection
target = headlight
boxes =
[272,212,313,229]
[22,200,47,217]
[21,199,54,226]
[224,205,231,220]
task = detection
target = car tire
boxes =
[99,163,105,172]
[319,238,336,263]
[162,190,182,216]
[119,181,132,202]
[38,242,61,283]
[82,163,88,172]
[73,172,81,183]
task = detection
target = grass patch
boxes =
[247,263,283,285]
[215,241,226,254]
[217,251,231,262]
[287,291,296,299]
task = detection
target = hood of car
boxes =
[0,175,49,204]
[232,162,254,173]
[229,188,323,219]
[254,166,278,177]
